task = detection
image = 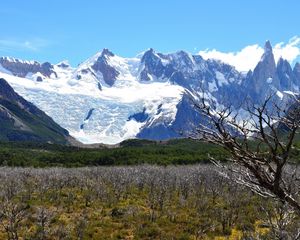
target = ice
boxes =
[0,63,184,144]
[276,91,283,100]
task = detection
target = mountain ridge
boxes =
[0,41,299,144]
[0,78,73,144]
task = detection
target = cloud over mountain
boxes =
[199,36,300,72]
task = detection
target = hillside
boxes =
[0,41,299,144]
[0,78,72,144]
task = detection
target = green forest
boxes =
[0,139,230,167]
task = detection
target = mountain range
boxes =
[0,41,299,144]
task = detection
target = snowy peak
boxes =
[75,49,120,87]
[56,60,71,69]
[92,49,120,86]
[139,48,166,81]
[100,48,115,58]
[1,42,300,144]
[0,56,38,65]
[139,49,204,82]
[140,48,164,65]
[169,51,196,73]
[0,57,56,79]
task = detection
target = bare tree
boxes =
[33,207,54,240]
[0,200,29,240]
[260,202,300,239]
[192,92,300,214]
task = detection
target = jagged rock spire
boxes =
[245,40,280,101]
[277,57,295,90]
[294,62,300,84]
[264,40,273,53]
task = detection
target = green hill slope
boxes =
[0,78,71,144]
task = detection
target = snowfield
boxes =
[1,42,297,144]
[0,55,184,144]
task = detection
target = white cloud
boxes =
[0,38,50,52]
[273,36,300,64]
[199,36,300,72]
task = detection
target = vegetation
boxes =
[0,166,298,240]
[195,93,300,215]
[0,139,230,167]
[0,137,300,239]
[0,97,68,144]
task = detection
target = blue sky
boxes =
[0,0,299,66]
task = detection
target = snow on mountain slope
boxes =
[1,42,299,144]
[0,65,184,144]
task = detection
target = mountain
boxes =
[0,41,299,144]
[0,57,56,79]
[0,78,71,144]
[242,41,299,103]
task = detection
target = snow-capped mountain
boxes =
[242,41,300,102]
[0,41,299,144]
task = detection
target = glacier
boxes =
[0,41,299,144]
[0,55,184,144]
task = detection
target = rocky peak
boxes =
[141,48,160,64]
[260,40,276,64]
[253,41,278,84]
[277,57,294,75]
[246,69,253,77]
[101,48,114,58]
[140,49,166,81]
[170,51,195,71]
[294,62,300,70]
[174,50,190,59]
[277,57,286,65]
[57,61,70,69]
[91,49,119,86]
[277,57,293,73]
[242,41,280,102]
[294,62,300,74]
[293,62,300,84]
[276,57,295,90]
[264,40,273,53]
[0,57,56,78]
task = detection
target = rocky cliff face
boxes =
[278,57,299,91]
[91,49,120,86]
[0,57,56,79]
[293,63,300,86]
[243,41,279,101]
[0,41,299,144]
[242,41,299,104]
